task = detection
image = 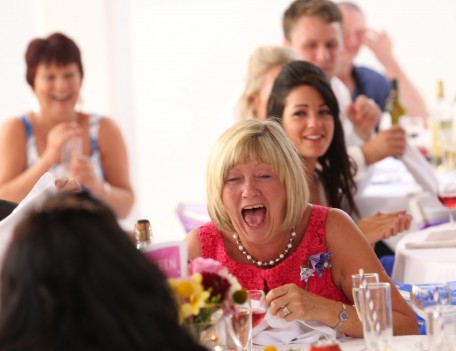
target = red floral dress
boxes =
[198,205,350,304]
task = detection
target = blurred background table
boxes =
[392,222,456,284]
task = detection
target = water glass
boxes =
[410,283,452,320]
[425,305,456,351]
[361,282,393,351]
[61,135,82,177]
[351,272,379,321]
[232,292,252,351]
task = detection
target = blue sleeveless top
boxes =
[21,114,104,179]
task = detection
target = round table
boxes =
[392,223,456,284]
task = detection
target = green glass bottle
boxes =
[386,79,407,125]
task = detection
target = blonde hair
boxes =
[236,45,298,121]
[206,119,309,233]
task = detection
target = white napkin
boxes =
[405,226,456,249]
[405,240,456,249]
[0,172,57,266]
[408,193,449,228]
[400,142,438,194]
[252,311,338,345]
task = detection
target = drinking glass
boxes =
[248,290,267,328]
[232,292,252,351]
[410,283,452,320]
[425,305,456,351]
[61,136,82,178]
[437,175,456,222]
[362,282,393,351]
[351,272,379,321]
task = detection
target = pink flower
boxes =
[189,257,223,275]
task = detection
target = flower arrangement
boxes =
[168,257,247,324]
[300,251,332,289]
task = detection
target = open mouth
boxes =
[242,205,266,227]
[51,94,72,102]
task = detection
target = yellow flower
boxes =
[175,280,194,299]
[180,303,194,319]
[189,284,210,315]
[192,272,203,284]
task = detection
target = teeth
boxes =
[243,205,264,210]
[305,135,321,140]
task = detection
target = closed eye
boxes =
[225,177,240,183]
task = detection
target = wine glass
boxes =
[232,293,252,351]
[351,272,379,321]
[410,283,452,320]
[437,174,456,223]
[248,290,267,328]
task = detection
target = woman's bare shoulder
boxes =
[186,229,202,259]
[0,116,27,143]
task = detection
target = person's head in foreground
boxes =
[187,119,419,337]
[0,191,205,351]
[266,60,358,216]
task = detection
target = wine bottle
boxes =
[385,79,407,125]
[430,80,452,168]
[134,219,152,250]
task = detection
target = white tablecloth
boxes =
[355,158,424,251]
[392,223,456,284]
[252,335,426,350]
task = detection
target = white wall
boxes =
[1,0,456,243]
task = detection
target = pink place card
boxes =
[143,240,188,278]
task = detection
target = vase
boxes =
[185,309,242,351]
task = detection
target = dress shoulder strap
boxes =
[88,114,104,180]
[20,115,39,168]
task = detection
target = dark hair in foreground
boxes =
[0,191,206,351]
[25,32,84,88]
[267,60,359,217]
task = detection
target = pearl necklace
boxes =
[232,228,296,267]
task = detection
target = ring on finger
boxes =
[281,305,291,316]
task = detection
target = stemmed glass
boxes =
[438,180,456,223]
[410,283,452,320]
[248,290,267,328]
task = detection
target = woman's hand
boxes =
[69,156,104,196]
[357,211,412,245]
[42,122,82,165]
[266,283,337,323]
[55,177,81,192]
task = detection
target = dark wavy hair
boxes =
[0,192,206,351]
[25,32,84,88]
[267,60,359,217]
